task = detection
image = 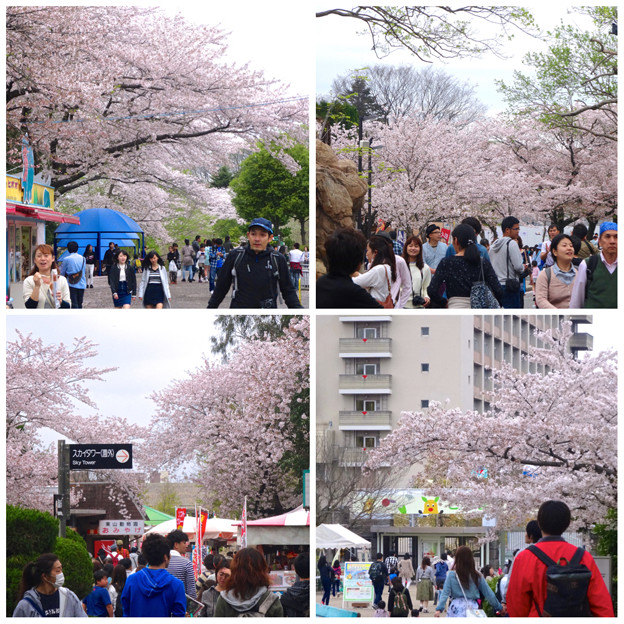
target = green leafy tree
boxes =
[230,141,309,243]
[153,481,182,516]
[497,7,617,139]
[316,98,359,144]
[210,315,294,362]
[594,507,617,614]
[210,165,235,188]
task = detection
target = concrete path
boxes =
[9,275,308,310]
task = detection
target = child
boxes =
[332,561,341,597]
[374,600,389,617]
[530,260,539,289]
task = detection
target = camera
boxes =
[260,297,276,309]
[412,295,426,307]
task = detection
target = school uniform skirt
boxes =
[113,281,132,307]
[143,283,165,306]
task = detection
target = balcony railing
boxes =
[336,447,390,467]
[339,374,392,393]
[339,410,392,429]
[339,338,392,357]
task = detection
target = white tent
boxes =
[316,524,371,549]
[143,516,236,541]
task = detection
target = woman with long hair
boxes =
[535,234,578,309]
[109,564,126,617]
[84,244,96,288]
[397,553,415,590]
[214,548,283,616]
[108,249,136,308]
[23,244,71,308]
[13,553,86,617]
[415,556,435,612]
[138,251,172,308]
[201,558,231,617]
[402,236,431,308]
[434,546,505,618]
[427,224,503,308]
[352,234,397,306]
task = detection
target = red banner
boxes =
[440,227,451,244]
[200,509,208,535]
[175,507,186,530]
[241,497,248,548]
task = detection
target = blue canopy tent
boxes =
[54,208,145,275]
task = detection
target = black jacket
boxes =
[109,263,137,296]
[207,246,303,309]
[317,273,383,308]
[280,580,309,617]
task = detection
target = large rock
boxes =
[316,140,367,276]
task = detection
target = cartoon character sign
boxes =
[419,496,443,515]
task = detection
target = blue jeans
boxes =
[290,268,301,290]
[321,579,332,605]
[182,266,192,281]
[373,580,385,605]
[210,265,218,290]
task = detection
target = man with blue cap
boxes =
[207,217,303,308]
[570,221,617,308]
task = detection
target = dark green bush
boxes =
[6,505,58,557]
[482,575,501,617]
[6,554,31,617]
[54,537,93,602]
[64,526,88,550]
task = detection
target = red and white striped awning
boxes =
[235,505,310,527]
[7,201,80,224]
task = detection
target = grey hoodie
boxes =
[220,585,268,612]
[490,237,525,284]
[13,587,87,617]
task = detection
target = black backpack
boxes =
[584,253,600,300]
[369,561,383,582]
[528,545,592,617]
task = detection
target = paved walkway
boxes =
[9,274,308,310]
[315,589,439,617]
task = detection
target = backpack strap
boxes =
[230,249,247,299]
[570,547,586,566]
[527,544,557,568]
[24,596,46,617]
[257,591,278,616]
[584,253,600,301]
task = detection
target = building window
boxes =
[356,361,378,375]
[356,325,379,339]
[421,363,429,372]
[356,434,378,449]
[355,397,377,412]
[421,327,430,336]
[421,400,429,408]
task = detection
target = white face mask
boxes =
[48,572,65,588]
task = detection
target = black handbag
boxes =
[504,240,521,292]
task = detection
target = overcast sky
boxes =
[139,3,313,97]
[7,312,222,432]
[316,6,598,114]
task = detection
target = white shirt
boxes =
[289,248,305,264]
[353,264,392,302]
[391,255,412,309]
[569,252,617,308]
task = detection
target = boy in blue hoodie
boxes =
[120,533,186,617]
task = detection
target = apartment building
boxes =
[316,313,592,565]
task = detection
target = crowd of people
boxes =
[20,218,309,309]
[317,501,613,618]
[13,531,310,618]
[317,218,617,310]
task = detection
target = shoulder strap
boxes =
[584,253,601,299]
[570,547,586,566]
[257,591,278,615]
[24,596,46,617]
[527,544,557,568]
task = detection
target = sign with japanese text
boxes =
[98,519,144,536]
[176,507,187,530]
[69,444,133,470]
[343,562,374,604]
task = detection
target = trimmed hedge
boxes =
[54,536,93,601]
[6,555,31,617]
[6,505,58,557]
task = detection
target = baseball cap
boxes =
[248,218,273,234]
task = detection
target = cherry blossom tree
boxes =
[364,322,616,533]
[6,6,306,239]
[6,331,144,512]
[142,317,309,518]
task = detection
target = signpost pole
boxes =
[57,440,70,537]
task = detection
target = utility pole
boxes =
[57,440,70,537]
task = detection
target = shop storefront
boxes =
[6,172,79,287]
